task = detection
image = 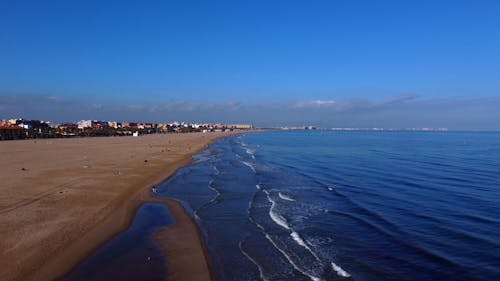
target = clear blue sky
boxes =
[1,1,500,129]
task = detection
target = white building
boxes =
[77,120,93,129]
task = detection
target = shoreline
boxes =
[0,131,246,281]
[153,197,214,281]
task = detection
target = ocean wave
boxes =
[331,262,351,278]
[207,179,221,199]
[196,179,222,214]
[291,232,321,261]
[246,149,256,159]
[242,160,257,173]
[264,234,322,281]
[239,241,269,281]
[248,195,324,281]
[213,165,220,175]
[264,190,290,230]
[264,191,323,261]
[241,141,257,159]
[279,192,296,201]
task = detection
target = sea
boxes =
[156,130,500,281]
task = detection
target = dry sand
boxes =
[0,132,238,281]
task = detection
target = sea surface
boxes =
[157,130,500,281]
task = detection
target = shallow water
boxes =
[60,203,173,281]
[158,131,500,281]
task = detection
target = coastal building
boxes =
[92,121,108,129]
[0,125,26,140]
[107,121,119,128]
[122,122,138,128]
[58,123,79,135]
[228,124,253,130]
[77,120,93,129]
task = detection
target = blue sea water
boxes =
[157,130,500,281]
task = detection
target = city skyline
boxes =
[1,93,499,130]
[1,1,500,129]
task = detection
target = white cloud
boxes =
[292,99,337,108]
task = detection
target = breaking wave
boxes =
[331,262,351,278]
[278,192,296,201]
[264,190,290,230]
[242,160,257,173]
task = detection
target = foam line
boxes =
[264,190,290,230]
[239,241,269,281]
[242,160,257,173]
[290,232,321,261]
[213,165,220,175]
[331,262,351,278]
[278,192,296,201]
[264,234,322,281]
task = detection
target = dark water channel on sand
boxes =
[59,203,172,281]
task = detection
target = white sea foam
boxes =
[264,234,322,281]
[194,211,201,221]
[331,262,351,278]
[241,142,256,159]
[291,231,307,247]
[213,165,220,175]
[328,187,334,191]
[207,179,221,204]
[239,242,269,281]
[250,208,323,281]
[246,148,256,159]
[208,179,219,194]
[278,192,296,201]
[256,184,261,190]
[290,232,321,261]
[242,160,256,173]
[256,191,324,281]
[264,190,290,230]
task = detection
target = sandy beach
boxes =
[0,132,237,281]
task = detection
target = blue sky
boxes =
[1,1,500,129]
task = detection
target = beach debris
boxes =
[21,167,27,171]
[144,159,148,163]
[83,165,90,169]
[114,171,123,176]
[151,185,157,193]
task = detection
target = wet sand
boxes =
[154,198,214,281]
[0,132,237,281]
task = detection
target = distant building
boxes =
[107,121,119,128]
[92,121,108,129]
[122,122,138,128]
[77,120,93,129]
[228,124,253,130]
[0,125,26,140]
